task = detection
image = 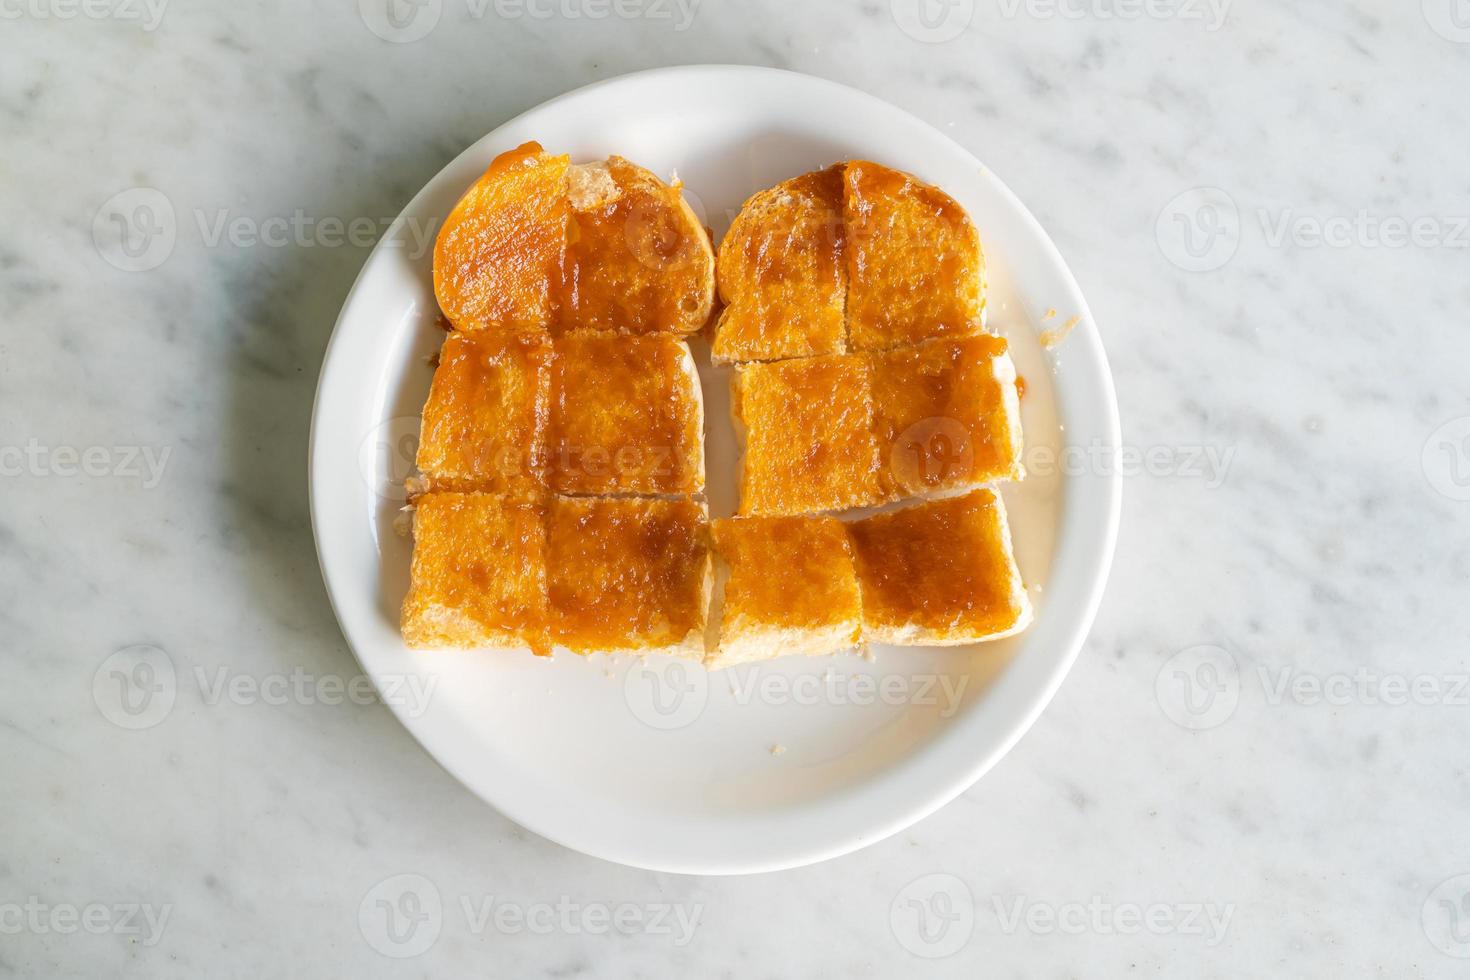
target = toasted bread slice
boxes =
[869,334,1024,498]
[842,160,985,351]
[547,331,704,496]
[556,157,715,336]
[416,331,552,494]
[546,496,711,658]
[707,516,861,669]
[734,354,883,516]
[712,166,847,363]
[847,489,1031,646]
[401,493,550,652]
[434,142,569,332]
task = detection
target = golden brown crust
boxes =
[433,142,569,332]
[734,354,883,516]
[401,493,551,653]
[416,331,552,495]
[868,334,1022,497]
[547,331,703,496]
[712,166,847,362]
[712,516,860,637]
[842,159,985,351]
[556,157,715,336]
[546,496,710,655]
[847,490,1027,644]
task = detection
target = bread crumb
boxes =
[1043,307,1058,320]
[769,744,786,756]
[393,506,414,537]
[1040,315,1081,350]
[567,161,621,210]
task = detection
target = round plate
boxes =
[309,66,1120,875]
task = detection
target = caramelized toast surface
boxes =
[557,157,715,336]
[843,159,985,351]
[546,496,710,657]
[708,515,861,667]
[847,489,1030,645]
[434,142,569,332]
[735,354,882,516]
[401,493,551,652]
[869,334,1023,497]
[548,331,704,496]
[712,166,847,363]
[416,331,552,494]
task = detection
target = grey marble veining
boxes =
[3,1,1469,976]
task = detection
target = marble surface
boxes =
[4,1,1469,976]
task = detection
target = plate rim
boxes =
[309,64,1122,875]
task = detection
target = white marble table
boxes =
[5,1,1469,975]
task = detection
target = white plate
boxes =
[309,66,1121,875]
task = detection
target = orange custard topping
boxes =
[416,330,552,494]
[433,141,569,332]
[869,334,1022,497]
[546,496,709,656]
[556,157,714,336]
[400,493,551,653]
[712,515,861,636]
[847,490,1029,645]
[735,354,882,516]
[843,160,985,351]
[712,166,847,362]
[547,331,703,496]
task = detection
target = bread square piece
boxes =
[400,493,550,652]
[712,166,847,363]
[547,331,704,496]
[847,489,1031,646]
[434,141,569,332]
[556,157,715,336]
[869,334,1024,498]
[707,516,861,669]
[842,159,986,351]
[734,354,883,516]
[416,331,552,495]
[546,496,711,658]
